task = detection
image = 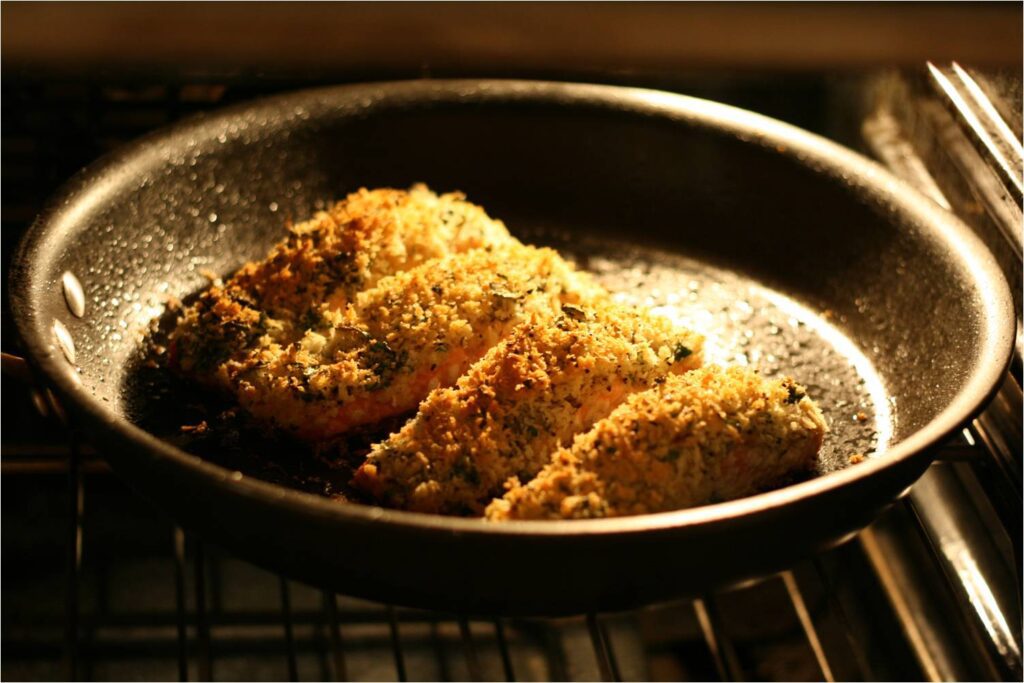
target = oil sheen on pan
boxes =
[532,228,891,476]
[126,222,889,503]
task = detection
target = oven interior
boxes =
[2,6,1021,681]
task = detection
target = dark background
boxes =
[2,4,1020,680]
[4,1,1021,355]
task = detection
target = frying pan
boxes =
[9,81,1014,617]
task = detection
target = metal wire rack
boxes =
[2,73,1020,682]
[0,411,1015,682]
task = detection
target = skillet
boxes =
[8,80,1014,616]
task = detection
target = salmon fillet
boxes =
[485,365,827,520]
[170,185,514,379]
[352,302,704,515]
[232,184,515,318]
[216,243,604,440]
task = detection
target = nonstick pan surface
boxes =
[9,81,1014,616]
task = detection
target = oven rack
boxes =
[3,70,1020,682]
[0,410,1017,682]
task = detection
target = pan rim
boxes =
[9,78,1016,538]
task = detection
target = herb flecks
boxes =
[336,325,374,344]
[452,457,481,486]
[299,307,325,331]
[562,304,587,321]
[490,283,523,301]
[362,338,408,391]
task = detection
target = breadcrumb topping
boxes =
[170,185,514,382]
[167,184,830,519]
[233,184,515,318]
[232,243,605,439]
[352,301,704,515]
[485,365,827,520]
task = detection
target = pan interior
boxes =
[537,230,890,475]
[21,85,997,506]
[122,226,888,500]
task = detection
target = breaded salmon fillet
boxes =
[352,302,704,515]
[219,244,605,440]
[170,185,514,378]
[485,365,827,520]
[234,184,515,317]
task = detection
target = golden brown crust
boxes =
[170,185,514,382]
[231,243,605,439]
[233,184,515,319]
[353,302,704,515]
[485,365,827,520]
[168,184,828,521]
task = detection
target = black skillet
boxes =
[8,81,1014,616]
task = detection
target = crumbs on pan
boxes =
[180,421,209,435]
[157,184,851,519]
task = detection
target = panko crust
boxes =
[486,365,827,520]
[234,243,604,439]
[233,184,515,319]
[167,185,829,521]
[170,185,514,383]
[353,302,704,515]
